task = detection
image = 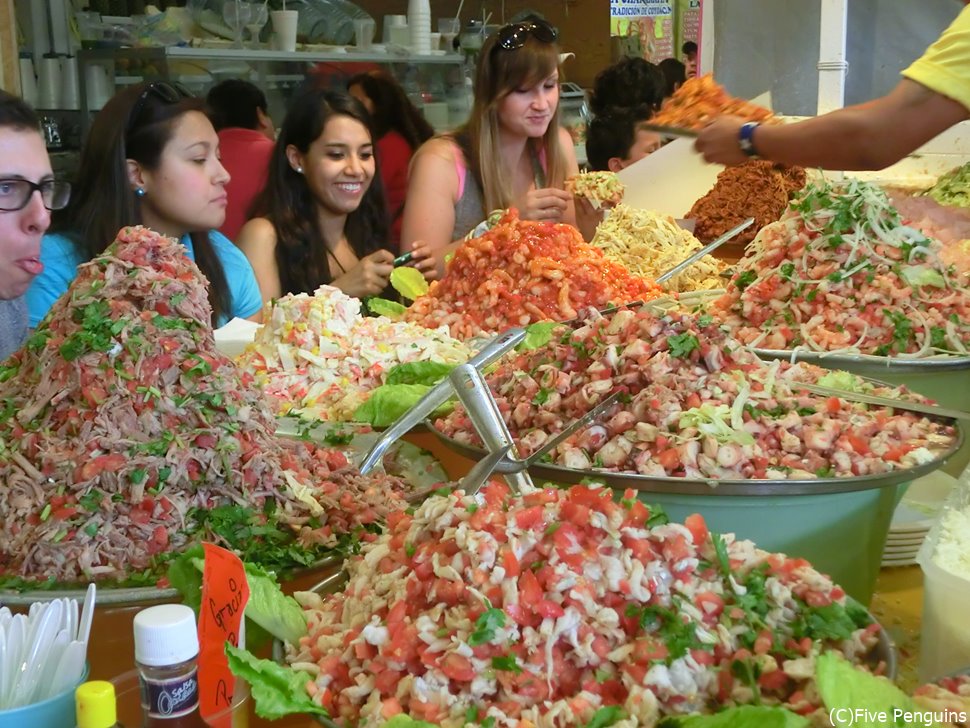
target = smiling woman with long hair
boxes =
[27,81,262,328]
[400,19,586,272]
[236,88,435,301]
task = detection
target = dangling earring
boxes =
[135,187,146,197]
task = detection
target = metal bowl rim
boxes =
[754,348,970,372]
[430,426,961,496]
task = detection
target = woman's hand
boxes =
[332,249,395,298]
[573,195,608,241]
[409,240,441,281]
[521,187,571,222]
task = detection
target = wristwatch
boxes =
[738,122,760,157]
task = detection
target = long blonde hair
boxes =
[460,29,566,213]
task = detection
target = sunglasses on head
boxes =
[496,20,558,51]
[126,81,193,135]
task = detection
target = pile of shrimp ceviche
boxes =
[435,306,955,480]
[713,178,970,356]
[266,483,890,727]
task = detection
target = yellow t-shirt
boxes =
[903,5,970,112]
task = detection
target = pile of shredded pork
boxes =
[0,226,406,585]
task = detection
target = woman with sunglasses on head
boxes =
[236,88,434,302]
[400,19,589,274]
[0,90,70,358]
[26,82,262,329]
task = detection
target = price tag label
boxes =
[198,542,250,726]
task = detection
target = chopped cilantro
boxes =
[712,532,731,576]
[533,388,552,406]
[491,655,522,673]
[779,262,795,280]
[469,608,507,646]
[586,706,626,728]
[668,333,700,359]
[697,314,714,327]
[735,270,757,291]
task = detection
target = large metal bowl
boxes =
[430,424,963,497]
[274,571,897,728]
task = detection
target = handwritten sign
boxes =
[198,542,250,727]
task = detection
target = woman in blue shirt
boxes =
[27,82,262,328]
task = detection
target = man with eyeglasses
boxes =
[0,90,70,359]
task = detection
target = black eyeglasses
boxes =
[0,179,72,212]
[126,81,193,135]
[496,20,558,51]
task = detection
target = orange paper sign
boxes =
[198,542,250,726]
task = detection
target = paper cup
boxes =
[271,10,299,52]
[354,18,375,49]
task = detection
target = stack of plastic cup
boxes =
[407,0,431,54]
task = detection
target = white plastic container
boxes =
[917,464,970,681]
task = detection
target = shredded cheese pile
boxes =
[591,205,727,292]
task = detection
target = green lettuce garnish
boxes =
[167,547,307,646]
[816,652,929,727]
[658,705,809,728]
[366,297,408,319]
[390,267,429,301]
[354,383,444,427]
[900,265,946,289]
[385,361,456,387]
[225,643,330,721]
[519,321,561,351]
[679,403,755,445]
[817,370,866,392]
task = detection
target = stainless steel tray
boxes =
[0,552,343,606]
[429,423,963,496]
[274,571,898,727]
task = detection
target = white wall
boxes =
[713,0,963,115]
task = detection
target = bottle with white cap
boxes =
[133,604,206,727]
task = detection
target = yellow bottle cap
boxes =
[75,680,117,728]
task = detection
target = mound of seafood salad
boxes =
[435,307,956,479]
[0,227,408,587]
[284,482,886,727]
[712,177,970,356]
[237,285,471,422]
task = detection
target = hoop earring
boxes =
[135,187,146,197]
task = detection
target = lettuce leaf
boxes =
[519,321,561,351]
[225,643,330,721]
[391,267,429,301]
[244,561,307,646]
[658,706,809,728]
[901,265,946,289]
[816,652,928,727]
[382,717,439,728]
[354,383,432,427]
[366,297,407,319]
[817,370,866,393]
[385,361,456,387]
[167,547,307,646]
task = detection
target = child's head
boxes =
[586,108,662,172]
[589,57,665,117]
